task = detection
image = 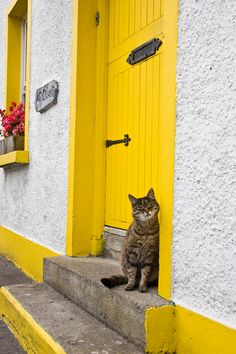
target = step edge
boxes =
[44,257,169,308]
[45,277,146,349]
[0,286,66,354]
[44,258,170,349]
[44,261,147,348]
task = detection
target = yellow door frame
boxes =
[67,0,178,300]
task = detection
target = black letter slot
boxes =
[127,38,162,65]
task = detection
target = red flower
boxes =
[0,103,25,137]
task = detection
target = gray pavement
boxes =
[0,256,32,354]
[0,320,26,354]
[0,257,32,287]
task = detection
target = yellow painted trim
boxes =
[7,0,19,14]
[7,0,27,17]
[0,226,59,281]
[0,150,29,167]
[157,0,178,300]
[0,287,66,354]
[145,304,236,354]
[176,306,236,354]
[145,306,176,354]
[66,0,79,256]
[66,0,97,256]
[5,0,31,152]
[24,0,32,151]
[5,12,22,108]
[91,0,109,256]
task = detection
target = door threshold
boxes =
[104,226,127,237]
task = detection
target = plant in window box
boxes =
[0,102,25,155]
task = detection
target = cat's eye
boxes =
[137,206,145,211]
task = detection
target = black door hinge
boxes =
[96,11,100,26]
[106,134,131,148]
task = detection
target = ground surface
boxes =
[0,320,26,354]
[0,257,32,287]
[0,256,32,353]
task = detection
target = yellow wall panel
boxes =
[0,226,58,282]
[176,306,236,354]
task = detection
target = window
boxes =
[5,0,29,109]
[0,0,31,166]
[21,16,27,104]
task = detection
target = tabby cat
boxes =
[101,188,159,293]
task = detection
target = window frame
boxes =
[0,0,31,167]
[20,15,27,104]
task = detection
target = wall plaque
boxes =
[35,80,59,113]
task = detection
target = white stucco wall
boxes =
[173,0,236,329]
[0,0,72,254]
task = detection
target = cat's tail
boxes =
[100,275,128,288]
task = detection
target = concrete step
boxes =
[44,256,169,349]
[0,283,142,354]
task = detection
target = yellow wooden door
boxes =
[105,0,163,230]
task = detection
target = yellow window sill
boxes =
[0,151,29,168]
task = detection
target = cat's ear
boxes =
[128,194,137,206]
[147,188,155,200]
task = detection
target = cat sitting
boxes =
[101,188,159,293]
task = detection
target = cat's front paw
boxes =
[125,284,135,291]
[138,286,148,293]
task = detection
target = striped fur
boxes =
[100,275,128,288]
[101,188,159,293]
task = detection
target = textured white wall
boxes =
[0,0,72,254]
[173,0,236,328]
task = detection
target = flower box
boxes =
[0,135,24,155]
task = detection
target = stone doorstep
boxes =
[2,283,142,354]
[0,256,142,354]
[103,232,123,261]
[44,256,169,349]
